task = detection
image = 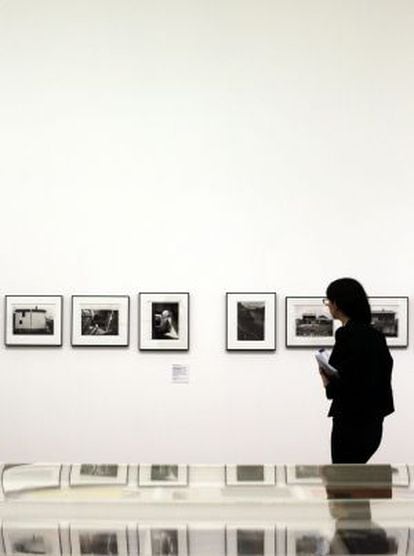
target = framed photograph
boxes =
[4,295,63,346]
[285,297,339,348]
[70,464,128,486]
[138,525,188,556]
[139,293,189,351]
[1,464,62,494]
[369,297,409,348]
[285,465,322,485]
[226,293,276,351]
[138,465,188,487]
[226,525,275,556]
[70,524,128,556]
[225,465,276,486]
[71,296,130,347]
[3,523,61,556]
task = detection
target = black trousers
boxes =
[331,416,384,464]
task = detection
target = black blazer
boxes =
[325,321,394,420]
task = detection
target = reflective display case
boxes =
[0,464,413,555]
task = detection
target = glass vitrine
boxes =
[0,463,413,555]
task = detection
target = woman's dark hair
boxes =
[326,278,371,324]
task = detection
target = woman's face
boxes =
[324,298,340,320]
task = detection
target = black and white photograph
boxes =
[152,303,179,340]
[369,297,409,348]
[226,293,276,351]
[226,526,275,556]
[5,296,63,346]
[139,465,188,487]
[71,296,130,346]
[3,524,61,556]
[1,464,62,494]
[285,465,322,485]
[285,297,339,348]
[225,465,275,486]
[70,525,128,556]
[139,526,188,556]
[70,464,128,486]
[139,293,189,350]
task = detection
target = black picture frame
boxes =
[285,296,337,348]
[226,292,277,351]
[369,296,409,348]
[138,292,190,351]
[4,295,63,347]
[71,295,130,347]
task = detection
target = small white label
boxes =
[171,364,189,384]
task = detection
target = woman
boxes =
[320,278,394,463]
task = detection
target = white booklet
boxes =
[315,348,339,377]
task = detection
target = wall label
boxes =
[171,364,189,384]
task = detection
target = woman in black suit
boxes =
[320,278,394,464]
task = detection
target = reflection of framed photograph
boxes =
[139,465,188,487]
[70,524,128,556]
[70,464,128,486]
[226,293,276,351]
[1,464,62,494]
[3,523,61,556]
[5,295,63,346]
[226,525,275,556]
[408,528,414,555]
[139,293,189,351]
[287,527,331,556]
[369,297,409,348]
[285,297,338,348]
[285,465,322,485]
[225,465,276,486]
[71,296,130,347]
[138,525,188,556]
[391,464,410,487]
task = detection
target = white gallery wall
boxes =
[0,0,413,463]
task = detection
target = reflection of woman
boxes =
[320,278,394,463]
[329,523,397,555]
